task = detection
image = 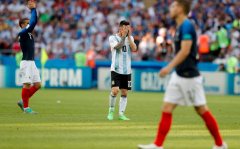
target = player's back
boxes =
[174,19,200,78]
[19,31,35,60]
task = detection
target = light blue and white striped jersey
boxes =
[109,34,134,74]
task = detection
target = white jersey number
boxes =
[128,81,132,88]
[122,46,127,52]
[28,33,32,40]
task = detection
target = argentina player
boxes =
[17,0,41,114]
[138,0,227,149]
[107,20,137,120]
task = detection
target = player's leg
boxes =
[107,71,120,120]
[195,105,227,149]
[107,86,119,120]
[185,74,227,148]
[138,102,177,149]
[138,72,182,149]
[18,62,41,111]
[154,102,177,146]
[118,89,130,120]
[118,73,131,120]
[29,62,41,98]
[18,61,38,114]
[21,83,31,109]
[17,82,40,111]
[29,82,41,98]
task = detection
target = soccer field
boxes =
[0,89,239,149]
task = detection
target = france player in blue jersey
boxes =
[17,0,41,114]
[138,0,227,149]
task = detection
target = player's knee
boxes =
[112,88,119,96]
[162,102,175,113]
[34,83,41,89]
[195,105,208,115]
[121,90,128,96]
[37,84,41,89]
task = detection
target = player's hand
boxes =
[159,66,172,78]
[127,25,131,37]
[121,26,128,37]
[27,0,36,10]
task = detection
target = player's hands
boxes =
[121,26,129,37]
[127,25,131,37]
[159,66,172,78]
[28,0,36,10]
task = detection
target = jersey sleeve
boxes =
[130,36,134,43]
[109,36,118,50]
[181,22,193,41]
[19,9,38,36]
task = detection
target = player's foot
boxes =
[137,143,163,149]
[17,99,24,111]
[118,114,130,120]
[212,142,228,149]
[24,108,38,114]
[107,109,114,120]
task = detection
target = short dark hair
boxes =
[175,0,191,15]
[119,20,130,27]
[19,18,29,28]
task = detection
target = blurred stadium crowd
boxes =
[0,0,240,62]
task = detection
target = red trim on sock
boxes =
[154,112,172,147]
[29,86,38,98]
[201,110,223,146]
[22,88,29,108]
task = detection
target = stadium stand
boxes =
[0,0,240,62]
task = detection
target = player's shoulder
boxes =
[18,28,28,36]
[182,20,195,29]
[109,34,117,40]
[129,36,134,40]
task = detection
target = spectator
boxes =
[217,63,226,72]
[0,0,239,63]
[139,36,148,61]
[132,25,145,48]
[227,55,239,74]
[233,15,240,30]
[230,27,240,49]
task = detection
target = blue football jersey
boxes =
[174,19,200,78]
[18,8,38,60]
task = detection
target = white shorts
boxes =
[20,61,41,84]
[163,72,206,107]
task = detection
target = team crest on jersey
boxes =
[112,81,115,85]
[127,40,129,44]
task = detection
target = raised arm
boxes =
[25,8,38,33]
[20,1,37,35]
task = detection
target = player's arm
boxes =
[114,36,126,51]
[114,27,129,51]
[128,36,137,52]
[168,40,192,69]
[159,24,193,77]
[127,26,137,52]
[109,36,119,51]
[21,1,38,35]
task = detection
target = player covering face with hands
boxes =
[138,0,227,149]
[17,0,41,114]
[107,20,137,120]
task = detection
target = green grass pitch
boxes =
[0,88,240,149]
